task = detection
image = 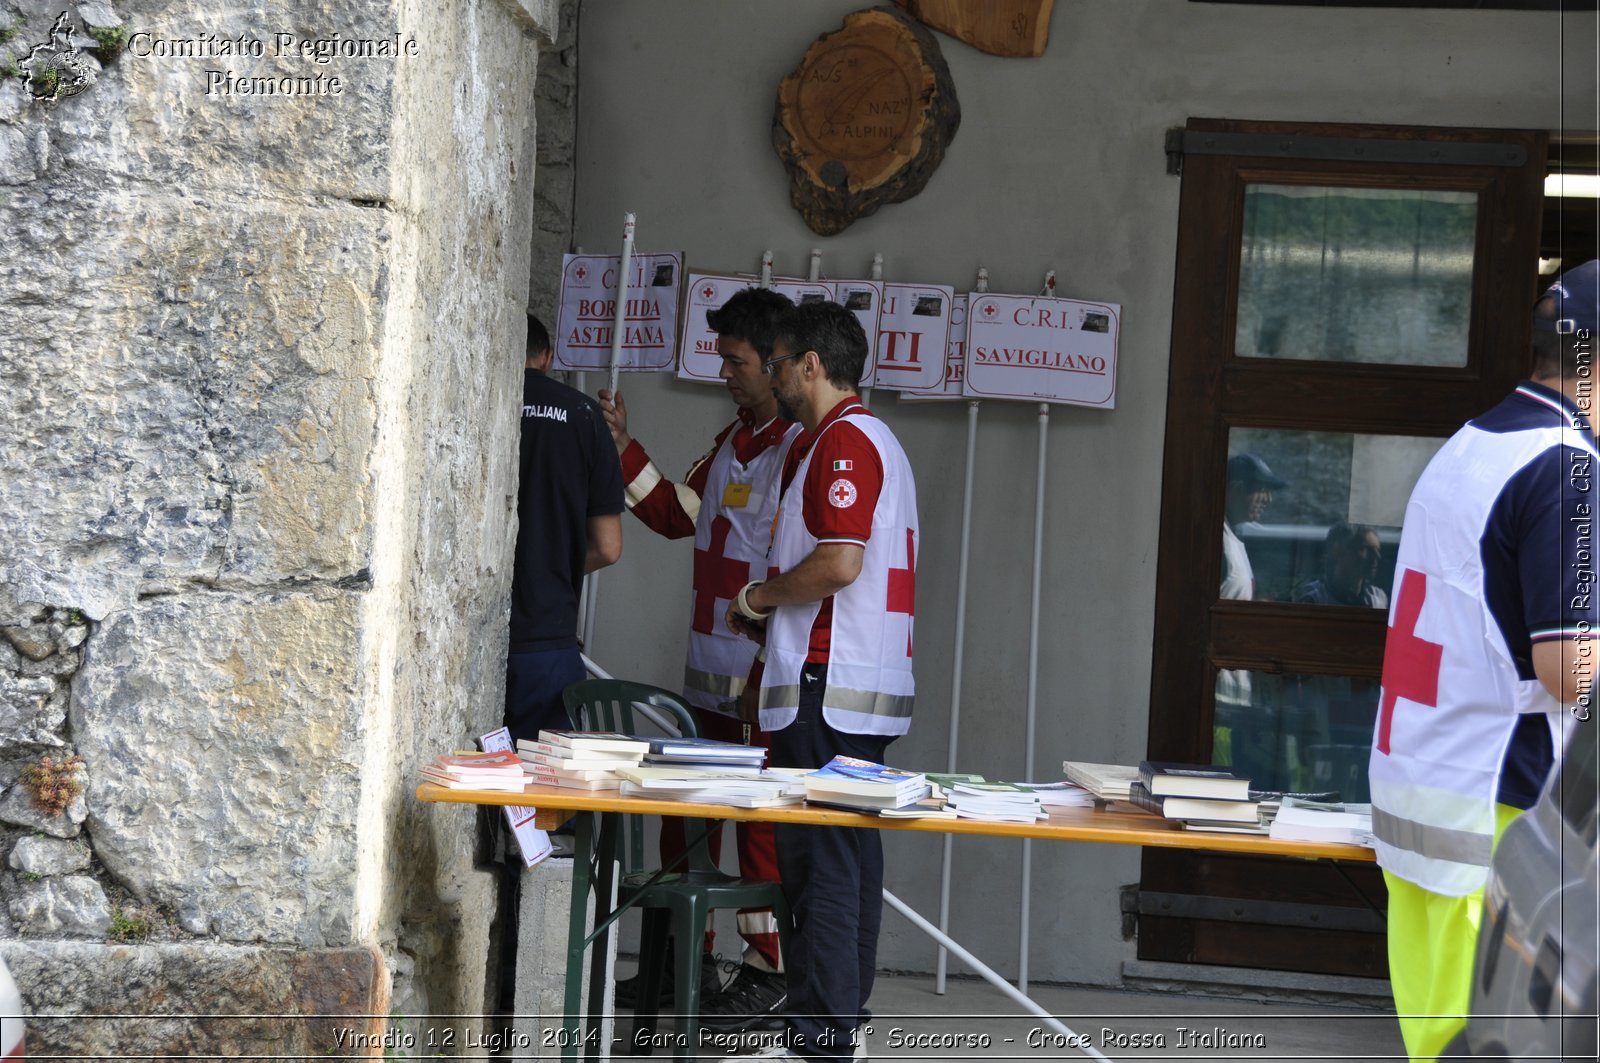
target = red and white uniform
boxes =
[621,408,801,713]
[619,406,798,968]
[759,400,918,736]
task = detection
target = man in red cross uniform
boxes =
[1368,260,1600,1061]
[598,287,799,1029]
[723,300,919,1063]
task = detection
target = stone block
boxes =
[0,780,85,837]
[0,941,386,1058]
[8,835,91,876]
[7,873,111,936]
[515,856,616,1057]
[71,590,364,945]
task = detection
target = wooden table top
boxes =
[416,782,1375,862]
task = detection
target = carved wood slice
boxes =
[772,6,960,236]
[894,0,1055,58]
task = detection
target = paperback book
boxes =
[536,730,651,756]
[1061,761,1141,800]
[1126,781,1259,823]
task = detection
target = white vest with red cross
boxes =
[1368,417,1591,896]
[759,411,918,736]
[684,420,802,714]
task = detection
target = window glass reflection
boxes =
[1213,669,1379,802]
[1235,184,1476,366]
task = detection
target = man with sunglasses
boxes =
[724,300,919,1063]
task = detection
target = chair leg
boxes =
[672,896,712,1062]
[629,908,672,1056]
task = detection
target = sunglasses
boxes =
[763,351,808,377]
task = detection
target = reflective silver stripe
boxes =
[624,460,663,507]
[736,910,780,936]
[1371,807,1493,868]
[684,666,744,698]
[762,683,913,719]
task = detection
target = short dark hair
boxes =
[1533,294,1595,380]
[705,288,793,359]
[527,313,551,357]
[772,300,867,390]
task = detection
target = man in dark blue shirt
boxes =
[506,314,624,742]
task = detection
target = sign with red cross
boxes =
[677,272,760,384]
[1375,568,1444,756]
[899,294,968,404]
[963,292,1121,408]
[555,251,684,372]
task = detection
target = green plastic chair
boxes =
[561,679,792,1059]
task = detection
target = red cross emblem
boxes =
[574,264,589,281]
[693,514,753,635]
[1375,568,1444,756]
[701,285,716,300]
[888,529,915,657]
[981,302,997,318]
[829,479,858,508]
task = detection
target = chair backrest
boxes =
[561,679,710,872]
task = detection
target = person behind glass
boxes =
[1368,260,1600,1061]
[721,300,919,1063]
[596,288,799,1028]
[1296,522,1389,609]
[1221,452,1288,601]
[505,314,624,744]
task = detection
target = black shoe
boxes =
[697,963,788,1033]
[615,949,722,1009]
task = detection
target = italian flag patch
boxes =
[833,459,853,472]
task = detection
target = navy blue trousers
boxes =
[770,664,892,1062]
[504,646,586,744]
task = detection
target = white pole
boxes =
[1019,269,1056,994]
[936,266,987,995]
[606,213,636,398]
[808,247,822,282]
[883,889,1114,1062]
[759,250,774,289]
[862,253,883,409]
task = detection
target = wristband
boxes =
[735,580,772,621]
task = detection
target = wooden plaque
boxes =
[772,7,960,236]
[894,0,1055,58]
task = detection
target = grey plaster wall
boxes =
[0,0,552,1046]
[569,0,1592,986]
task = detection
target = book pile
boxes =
[421,750,528,791]
[1126,760,1263,833]
[517,730,651,790]
[1015,781,1095,810]
[944,780,1046,823]
[615,764,807,808]
[1248,788,1342,829]
[803,755,931,813]
[1062,761,1142,802]
[1267,799,1374,847]
[643,735,766,769]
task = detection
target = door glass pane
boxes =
[1213,668,1377,801]
[1221,427,1445,605]
[1234,184,1476,366]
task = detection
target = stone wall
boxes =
[528,0,576,323]
[0,0,553,1053]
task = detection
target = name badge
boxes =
[723,482,753,508]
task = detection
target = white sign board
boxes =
[831,280,884,387]
[898,293,968,403]
[962,294,1120,408]
[872,283,953,394]
[477,726,551,868]
[554,251,684,373]
[677,272,759,384]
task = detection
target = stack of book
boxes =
[421,750,528,791]
[802,756,931,813]
[615,764,807,808]
[517,730,651,789]
[1062,761,1141,802]
[643,735,766,769]
[1126,760,1262,833]
[1016,781,1095,810]
[943,780,1046,823]
[1267,799,1374,847]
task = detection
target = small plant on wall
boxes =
[19,753,84,817]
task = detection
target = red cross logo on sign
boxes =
[692,514,752,635]
[701,285,716,300]
[829,479,858,508]
[1375,568,1444,756]
[981,302,997,318]
[888,529,915,656]
[574,264,589,282]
